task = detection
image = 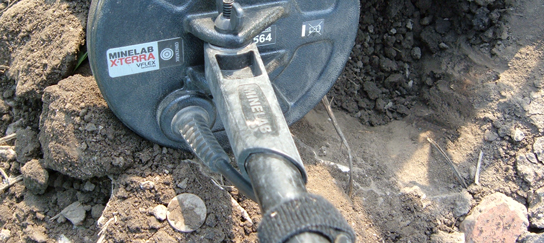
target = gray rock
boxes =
[516,153,544,187]
[435,18,451,34]
[518,233,544,243]
[5,119,23,136]
[411,47,422,60]
[375,98,388,112]
[82,181,95,192]
[384,47,397,59]
[473,7,490,31]
[60,202,86,226]
[484,130,499,141]
[379,57,399,72]
[153,204,168,221]
[420,26,441,53]
[363,82,382,100]
[91,204,105,219]
[85,123,97,132]
[21,159,49,195]
[177,178,189,189]
[385,73,405,88]
[528,187,544,229]
[420,16,433,26]
[453,190,473,217]
[533,137,544,162]
[15,127,40,164]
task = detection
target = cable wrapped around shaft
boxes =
[174,106,256,201]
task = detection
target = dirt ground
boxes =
[1,0,544,242]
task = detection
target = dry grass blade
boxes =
[0,133,16,145]
[0,168,8,182]
[427,137,468,188]
[0,175,23,192]
[322,96,354,198]
[0,0,19,15]
[475,150,483,185]
[230,196,253,226]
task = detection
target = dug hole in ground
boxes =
[1,0,544,242]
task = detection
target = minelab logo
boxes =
[106,37,183,78]
[239,84,278,136]
[160,48,174,61]
[108,46,157,68]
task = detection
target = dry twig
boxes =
[97,216,116,243]
[475,150,483,185]
[322,96,354,197]
[427,137,468,188]
[0,175,23,192]
[0,168,8,183]
[0,134,16,145]
[0,0,19,15]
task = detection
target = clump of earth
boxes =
[1,0,544,242]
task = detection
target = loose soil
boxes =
[0,0,543,242]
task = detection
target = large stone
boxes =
[39,75,143,179]
[528,187,544,229]
[460,193,528,243]
[0,0,89,100]
[20,159,49,195]
[15,127,41,164]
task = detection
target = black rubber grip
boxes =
[258,194,355,243]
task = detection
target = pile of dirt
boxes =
[330,0,512,126]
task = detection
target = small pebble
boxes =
[140,181,155,190]
[411,47,422,60]
[91,204,105,219]
[177,178,188,189]
[60,202,86,226]
[0,229,10,241]
[439,43,450,49]
[85,123,97,132]
[513,128,525,142]
[153,205,168,221]
[83,181,95,192]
